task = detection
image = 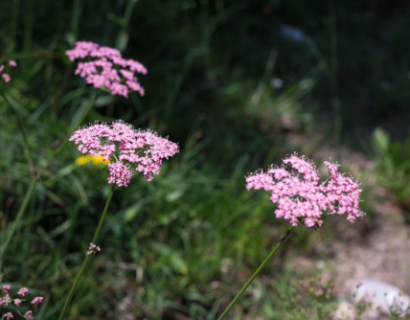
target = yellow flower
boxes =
[75,155,110,166]
[91,156,110,165]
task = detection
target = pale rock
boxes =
[353,278,410,318]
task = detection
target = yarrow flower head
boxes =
[69,121,179,187]
[245,154,364,227]
[0,282,43,319]
[65,41,147,98]
[0,60,17,83]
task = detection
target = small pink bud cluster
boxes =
[0,60,17,83]
[65,41,147,98]
[86,242,101,256]
[0,283,43,319]
[246,154,364,227]
[69,121,179,187]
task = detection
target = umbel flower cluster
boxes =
[0,283,44,319]
[246,154,364,227]
[0,60,17,83]
[70,121,179,187]
[65,41,147,98]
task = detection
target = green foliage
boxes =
[373,128,410,222]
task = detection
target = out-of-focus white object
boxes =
[332,301,356,320]
[354,278,410,317]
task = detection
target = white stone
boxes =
[353,278,410,317]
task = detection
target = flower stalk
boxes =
[58,185,115,320]
[217,225,295,320]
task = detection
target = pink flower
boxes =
[24,310,33,320]
[3,284,11,293]
[66,41,147,97]
[86,243,102,256]
[3,312,13,319]
[0,294,11,306]
[17,287,29,296]
[14,298,22,306]
[320,161,363,223]
[246,154,364,227]
[2,73,10,83]
[31,296,44,306]
[0,61,17,82]
[89,243,101,251]
[70,121,179,186]
[108,162,132,187]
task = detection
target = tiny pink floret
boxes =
[65,41,147,97]
[31,296,44,306]
[246,154,364,227]
[70,121,179,187]
[17,287,29,297]
[2,73,11,83]
[3,312,13,319]
[25,310,34,320]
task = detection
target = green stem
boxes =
[317,305,323,320]
[217,225,295,320]
[0,91,37,179]
[0,179,36,272]
[58,185,115,320]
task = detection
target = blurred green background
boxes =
[1,0,410,319]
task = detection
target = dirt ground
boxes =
[306,144,410,319]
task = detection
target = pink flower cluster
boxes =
[69,121,179,187]
[65,41,147,98]
[246,154,364,227]
[0,60,17,83]
[86,242,101,256]
[0,283,43,319]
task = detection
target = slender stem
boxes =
[217,225,295,320]
[58,185,115,320]
[0,179,36,272]
[91,186,115,244]
[0,91,37,179]
[316,305,323,320]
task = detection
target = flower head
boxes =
[66,41,147,97]
[0,60,17,83]
[70,121,179,187]
[0,282,42,319]
[246,154,364,227]
[86,243,101,256]
[75,155,110,166]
